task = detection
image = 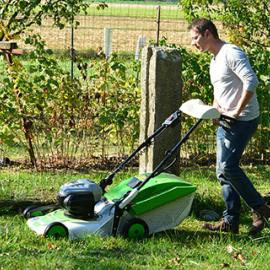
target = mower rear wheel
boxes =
[122,218,149,240]
[23,205,43,219]
[44,222,69,239]
[23,204,59,219]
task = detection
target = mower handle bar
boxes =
[133,113,237,193]
[116,118,203,212]
[99,109,182,191]
[100,110,235,191]
[137,118,203,190]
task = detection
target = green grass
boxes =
[86,4,184,19]
[90,0,179,5]
[0,165,270,269]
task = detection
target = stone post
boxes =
[139,46,182,175]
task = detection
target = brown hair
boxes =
[188,18,219,39]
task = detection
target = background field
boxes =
[22,4,190,54]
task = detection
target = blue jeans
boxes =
[216,117,265,226]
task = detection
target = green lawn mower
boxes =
[25,99,222,240]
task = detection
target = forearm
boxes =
[234,90,254,118]
[214,90,254,119]
[213,98,221,110]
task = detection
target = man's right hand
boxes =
[213,119,220,125]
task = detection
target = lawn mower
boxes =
[25,99,221,240]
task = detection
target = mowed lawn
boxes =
[0,165,270,269]
[86,4,184,20]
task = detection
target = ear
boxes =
[204,29,210,37]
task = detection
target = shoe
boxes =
[249,211,265,236]
[249,203,270,236]
[256,203,270,219]
[202,218,239,234]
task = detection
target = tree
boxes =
[0,0,89,41]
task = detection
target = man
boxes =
[189,18,270,235]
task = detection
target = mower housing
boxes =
[57,179,102,219]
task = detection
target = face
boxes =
[190,28,209,52]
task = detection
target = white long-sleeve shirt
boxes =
[210,43,259,121]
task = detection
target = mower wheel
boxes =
[44,222,69,239]
[122,218,149,240]
[23,205,58,219]
[23,205,43,219]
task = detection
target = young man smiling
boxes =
[189,18,270,235]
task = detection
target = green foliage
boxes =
[0,43,140,166]
[0,34,77,165]
[179,48,212,103]
[78,53,141,155]
[0,0,140,166]
[0,0,90,166]
[178,47,216,154]
[0,0,89,40]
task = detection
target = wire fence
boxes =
[26,4,190,56]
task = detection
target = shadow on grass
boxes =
[69,229,264,270]
[0,199,55,216]
[156,227,249,243]
[192,193,224,219]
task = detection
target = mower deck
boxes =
[27,172,196,239]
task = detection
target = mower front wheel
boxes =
[122,218,149,240]
[44,222,69,239]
